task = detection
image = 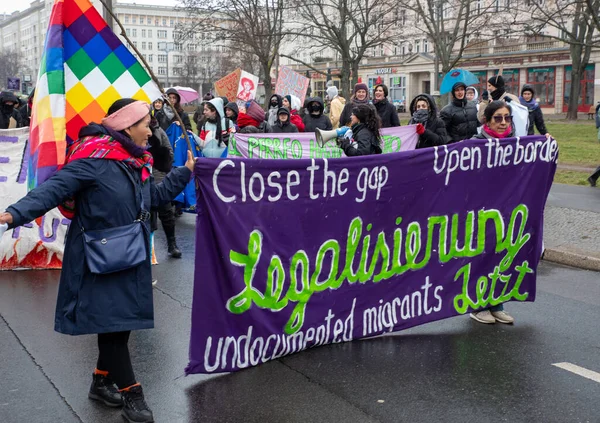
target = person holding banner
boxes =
[339,82,370,127]
[0,99,196,423]
[408,94,449,148]
[373,84,401,128]
[338,104,382,156]
[199,97,234,148]
[283,95,305,132]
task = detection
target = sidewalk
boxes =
[543,183,600,271]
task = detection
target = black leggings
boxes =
[97,331,136,389]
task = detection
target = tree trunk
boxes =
[566,46,583,121]
[261,61,273,109]
[351,61,360,92]
[340,61,351,101]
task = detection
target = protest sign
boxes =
[275,66,310,104]
[215,69,242,102]
[237,71,259,102]
[228,125,419,159]
[0,128,69,270]
[186,135,558,374]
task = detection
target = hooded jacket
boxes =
[200,97,234,146]
[409,94,450,148]
[466,87,479,103]
[270,107,298,133]
[519,84,548,135]
[440,83,479,142]
[161,88,192,131]
[0,91,24,129]
[303,97,332,132]
[287,95,305,132]
[225,101,239,125]
[18,89,35,127]
[265,94,283,126]
[148,119,174,174]
[326,86,346,129]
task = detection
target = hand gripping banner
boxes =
[186,136,558,374]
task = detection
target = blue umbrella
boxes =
[439,69,480,95]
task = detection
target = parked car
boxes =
[392,100,406,113]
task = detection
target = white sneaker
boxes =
[152,278,158,286]
[470,310,496,324]
[491,310,514,324]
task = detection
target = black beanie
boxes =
[488,75,505,89]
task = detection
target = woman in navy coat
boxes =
[0,98,194,423]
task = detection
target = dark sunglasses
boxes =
[492,115,513,123]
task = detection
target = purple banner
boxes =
[228,125,419,159]
[187,135,558,374]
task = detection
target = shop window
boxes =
[527,67,555,106]
[563,64,595,112]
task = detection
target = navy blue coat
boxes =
[6,158,191,335]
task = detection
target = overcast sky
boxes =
[0,0,180,15]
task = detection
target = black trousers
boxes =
[590,166,600,183]
[150,202,176,239]
[97,331,136,389]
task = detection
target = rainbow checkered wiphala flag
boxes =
[29,0,161,187]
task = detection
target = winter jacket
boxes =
[303,97,333,132]
[339,123,382,156]
[287,95,305,132]
[270,107,299,133]
[520,101,548,135]
[164,88,192,131]
[440,98,479,142]
[373,98,401,128]
[409,94,450,148]
[5,127,191,336]
[265,94,283,126]
[224,101,239,126]
[326,86,346,129]
[148,125,174,174]
[0,92,24,129]
[199,98,234,147]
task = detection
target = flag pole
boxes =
[97,0,194,153]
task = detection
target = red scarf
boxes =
[482,124,512,139]
[59,135,153,218]
[237,112,261,129]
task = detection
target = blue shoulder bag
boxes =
[80,163,150,274]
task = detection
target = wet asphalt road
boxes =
[1,212,599,423]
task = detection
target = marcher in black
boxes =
[303,97,332,132]
[519,84,549,136]
[440,82,479,142]
[0,91,24,129]
[338,104,382,156]
[409,94,449,148]
[148,116,181,258]
[18,89,35,127]
[269,107,298,133]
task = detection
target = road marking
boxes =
[552,362,600,384]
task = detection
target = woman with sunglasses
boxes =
[471,100,515,142]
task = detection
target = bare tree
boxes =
[179,0,286,102]
[0,50,25,91]
[520,0,600,120]
[396,0,519,97]
[284,0,403,99]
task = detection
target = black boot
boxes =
[121,384,154,423]
[88,373,123,407]
[167,237,182,258]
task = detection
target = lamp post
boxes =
[158,41,174,87]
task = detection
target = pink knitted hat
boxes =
[102,101,151,131]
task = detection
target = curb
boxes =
[542,248,600,272]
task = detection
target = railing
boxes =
[526,40,563,50]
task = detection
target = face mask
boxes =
[270,99,279,107]
[412,109,429,123]
[309,104,321,113]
